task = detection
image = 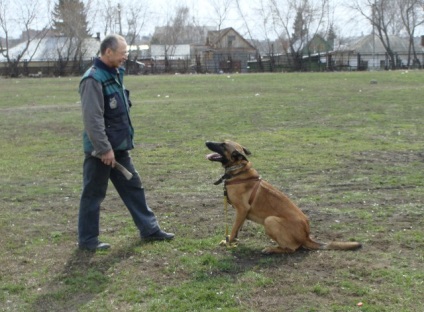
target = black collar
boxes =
[213,164,247,185]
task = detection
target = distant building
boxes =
[330,34,424,70]
[200,27,257,73]
[0,35,100,76]
[0,36,100,62]
[147,27,257,74]
[250,33,424,72]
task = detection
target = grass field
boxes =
[0,71,423,311]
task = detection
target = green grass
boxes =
[1,71,423,311]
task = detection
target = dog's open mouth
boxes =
[206,153,223,161]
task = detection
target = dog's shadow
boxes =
[30,239,142,312]
[213,243,311,276]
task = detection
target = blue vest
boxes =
[81,58,134,152]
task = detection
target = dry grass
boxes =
[1,71,423,311]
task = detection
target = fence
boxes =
[0,52,255,76]
[1,51,424,77]
[0,59,94,77]
[248,51,424,73]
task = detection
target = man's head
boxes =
[100,34,128,68]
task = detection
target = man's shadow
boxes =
[30,239,141,312]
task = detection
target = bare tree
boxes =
[0,0,51,76]
[235,0,274,71]
[253,0,276,71]
[397,0,424,67]
[151,6,192,72]
[235,0,255,41]
[349,0,399,69]
[124,2,149,46]
[97,0,115,36]
[51,0,91,75]
[95,0,124,37]
[269,0,330,71]
[208,0,234,31]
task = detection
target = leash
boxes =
[224,187,229,243]
[213,163,261,248]
[225,177,261,205]
[222,185,237,248]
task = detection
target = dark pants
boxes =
[78,151,159,248]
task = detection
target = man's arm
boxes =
[80,78,112,153]
[80,78,115,166]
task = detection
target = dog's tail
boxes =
[303,237,362,251]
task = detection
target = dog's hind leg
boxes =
[261,246,296,254]
[262,216,302,254]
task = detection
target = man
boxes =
[78,34,174,251]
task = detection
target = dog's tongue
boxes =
[206,153,221,160]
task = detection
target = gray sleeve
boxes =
[80,78,112,154]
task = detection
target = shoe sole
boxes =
[78,244,111,251]
[142,236,174,242]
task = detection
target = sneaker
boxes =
[143,230,175,242]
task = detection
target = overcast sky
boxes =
[133,0,367,38]
[4,0,372,40]
[101,0,372,40]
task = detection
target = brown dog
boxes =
[206,140,362,254]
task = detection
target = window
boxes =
[227,35,236,48]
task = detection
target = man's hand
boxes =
[100,150,116,167]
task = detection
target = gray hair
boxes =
[100,34,125,55]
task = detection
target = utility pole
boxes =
[117,3,123,35]
[372,1,376,69]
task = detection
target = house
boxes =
[0,35,100,76]
[0,36,99,62]
[330,34,423,70]
[292,34,424,71]
[247,35,334,72]
[150,44,191,60]
[200,27,257,73]
[146,27,257,74]
[302,34,333,55]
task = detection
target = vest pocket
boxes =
[104,93,132,150]
[106,126,131,150]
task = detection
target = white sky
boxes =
[3,0,374,40]
[93,0,371,40]
[142,0,369,38]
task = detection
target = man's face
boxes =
[104,39,128,68]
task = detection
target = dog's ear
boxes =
[231,146,250,161]
[243,147,251,156]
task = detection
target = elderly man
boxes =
[78,34,174,251]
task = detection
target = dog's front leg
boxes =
[220,209,246,247]
[229,207,248,243]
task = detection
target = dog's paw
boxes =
[228,241,238,248]
[219,237,239,248]
[261,248,273,255]
[219,235,231,246]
